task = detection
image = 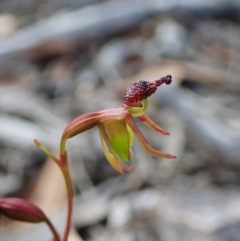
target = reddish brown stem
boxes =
[45,218,61,241]
[60,152,73,241]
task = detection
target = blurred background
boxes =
[1,0,240,240]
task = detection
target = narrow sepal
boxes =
[138,114,169,135]
[123,112,176,159]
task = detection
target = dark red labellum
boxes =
[124,75,172,103]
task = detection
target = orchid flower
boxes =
[33,75,176,241]
[60,75,176,174]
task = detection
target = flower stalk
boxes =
[34,140,73,241]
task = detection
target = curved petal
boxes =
[62,112,102,140]
[123,112,176,159]
[62,108,125,140]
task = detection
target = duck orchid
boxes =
[60,74,176,174]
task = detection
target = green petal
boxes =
[99,132,134,174]
[99,119,132,162]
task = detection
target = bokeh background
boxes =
[1,0,240,241]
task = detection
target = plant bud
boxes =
[0,198,47,223]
